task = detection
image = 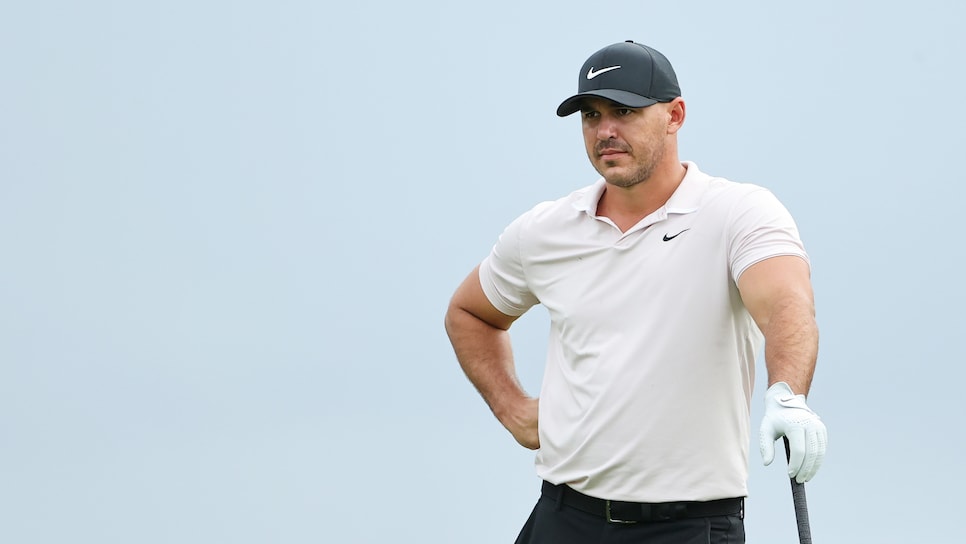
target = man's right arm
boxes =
[444,265,539,450]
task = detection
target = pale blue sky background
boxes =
[2,1,964,542]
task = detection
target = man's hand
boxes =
[759,382,827,483]
[500,397,540,450]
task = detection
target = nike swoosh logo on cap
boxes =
[586,65,621,79]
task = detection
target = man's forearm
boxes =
[762,298,819,396]
[445,306,532,422]
[445,268,539,449]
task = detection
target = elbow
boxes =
[444,299,473,341]
[444,301,459,339]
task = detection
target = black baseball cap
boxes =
[556,40,681,117]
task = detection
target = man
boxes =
[444,40,827,543]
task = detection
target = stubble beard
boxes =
[599,140,666,189]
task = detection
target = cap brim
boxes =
[556,89,659,117]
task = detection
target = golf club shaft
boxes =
[784,437,813,544]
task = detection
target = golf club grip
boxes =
[784,437,813,544]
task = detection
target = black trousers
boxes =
[514,484,745,544]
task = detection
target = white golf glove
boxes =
[759,381,827,483]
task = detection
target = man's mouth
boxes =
[596,142,630,158]
[598,148,627,158]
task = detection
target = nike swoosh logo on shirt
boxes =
[586,65,621,79]
[662,229,691,242]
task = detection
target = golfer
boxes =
[445,40,827,543]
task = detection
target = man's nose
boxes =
[596,115,619,140]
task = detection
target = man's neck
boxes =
[596,162,687,231]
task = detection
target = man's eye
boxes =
[582,111,599,119]
[617,108,634,116]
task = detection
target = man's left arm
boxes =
[738,255,817,393]
[738,255,828,483]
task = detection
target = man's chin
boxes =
[602,168,650,188]
[605,178,643,189]
[596,165,629,185]
[601,173,636,187]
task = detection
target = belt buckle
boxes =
[605,500,637,524]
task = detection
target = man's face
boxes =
[579,97,668,188]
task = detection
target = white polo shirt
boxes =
[479,162,808,502]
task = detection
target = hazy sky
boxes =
[2,1,964,542]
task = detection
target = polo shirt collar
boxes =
[664,161,707,215]
[572,179,608,214]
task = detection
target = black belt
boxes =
[541,481,744,524]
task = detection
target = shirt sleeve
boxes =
[729,187,810,282]
[478,210,540,317]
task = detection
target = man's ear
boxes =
[667,97,686,135]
